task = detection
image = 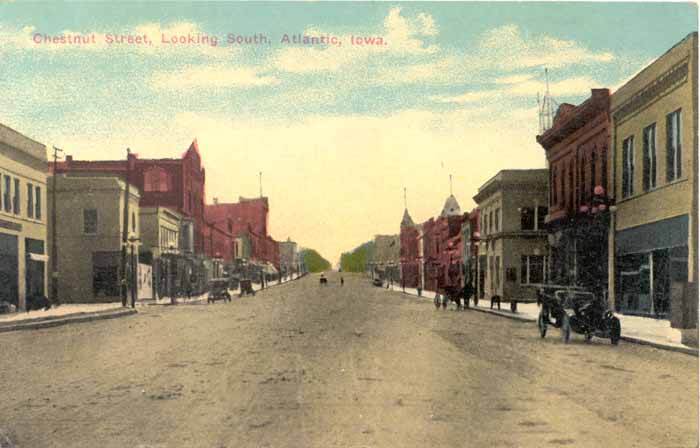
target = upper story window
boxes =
[622,136,635,198]
[666,109,682,182]
[551,168,558,207]
[537,206,548,229]
[84,209,98,234]
[643,123,657,191]
[521,207,535,231]
[26,183,34,219]
[494,208,500,232]
[35,186,41,220]
[13,178,20,215]
[2,175,9,213]
[590,150,597,198]
[568,161,574,210]
[144,167,170,192]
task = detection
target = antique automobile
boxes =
[239,279,256,297]
[207,279,232,304]
[537,285,621,344]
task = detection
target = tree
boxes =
[302,249,331,273]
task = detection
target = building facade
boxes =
[460,208,480,298]
[473,170,549,306]
[537,89,611,296]
[48,175,140,303]
[279,238,299,279]
[609,33,698,343]
[372,234,400,283]
[399,208,421,288]
[139,206,183,300]
[0,123,48,311]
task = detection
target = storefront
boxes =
[0,232,19,307]
[616,215,688,318]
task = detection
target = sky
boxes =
[0,1,697,264]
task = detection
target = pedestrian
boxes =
[341,277,344,286]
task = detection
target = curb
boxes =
[396,288,699,356]
[0,308,137,334]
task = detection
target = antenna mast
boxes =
[538,68,559,134]
[404,187,407,209]
[259,171,263,198]
[449,174,453,196]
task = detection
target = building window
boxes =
[579,156,586,204]
[35,186,41,220]
[521,255,545,284]
[642,123,657,191]
[666,109,682,182]
[144,167,170,192]
[84,209,98,234]
[622,136,635,198]
[521,207,535,231]
[568,161,574,210]
[132,212,136,232]
[494,208,500,232]
[602,147,608,195]
[591,150,597,198]
[3,175,9,213]
[488,211,493,234]
[26,183,34,219]
[537,206,548,229]
[13,178,20,215]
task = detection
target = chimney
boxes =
[213,197,219,205]
[66,155,73,163]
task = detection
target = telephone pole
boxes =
[51,146,63,306]
[120,148,131,307]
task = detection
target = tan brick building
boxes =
[609,32,698,344]
[0,123,48,311]
[48,175,140,303]
[473,170,548,308]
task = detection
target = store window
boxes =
[666,109,682,182]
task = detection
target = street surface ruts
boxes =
[0,273,697,447]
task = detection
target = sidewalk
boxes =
[0,302,136,333]
[386,283,698,356]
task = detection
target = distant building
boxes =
[399,208,421,288]
[372,234,400,282]
[460,208,480,296]
[48,175,140,303]
[536,89,611,295]
[0,123,48,311]
[279,238,299,279]
[609,32,698,345]
[139,206,183,300]
[473,170,548,308]
[205,196,280,277]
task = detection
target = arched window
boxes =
[144,167,170,192]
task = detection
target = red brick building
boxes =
[51,139,208,255]
[205,197,279,270]
[536,89,611,293]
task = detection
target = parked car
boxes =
[207,279,232,303]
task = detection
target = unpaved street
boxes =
[0,273,697,448]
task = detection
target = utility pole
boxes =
[51,146,63,306]
[120,148,131,307]
[259,171,263,198]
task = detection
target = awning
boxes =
[28,253,49,262]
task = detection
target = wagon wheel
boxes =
[537,311,548,338]
[610,317,621,345]
[561,314,571,344]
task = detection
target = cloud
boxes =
[150,65,280,90]
[429,90,501,104]
[473,24,614,70]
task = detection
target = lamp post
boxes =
[120,148,131,307]
[50,146,63,307]
[127,232,140,308]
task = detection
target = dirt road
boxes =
[0,273,696,447]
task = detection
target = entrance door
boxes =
[0,233,18,306]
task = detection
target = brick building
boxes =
[536,89,611,295]
[0,123,48,311]
[204,196,280,274]
[474,170,549,308]
[461,208,480,298]
[609,33,697,345]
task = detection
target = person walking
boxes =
[340,277,344,286]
